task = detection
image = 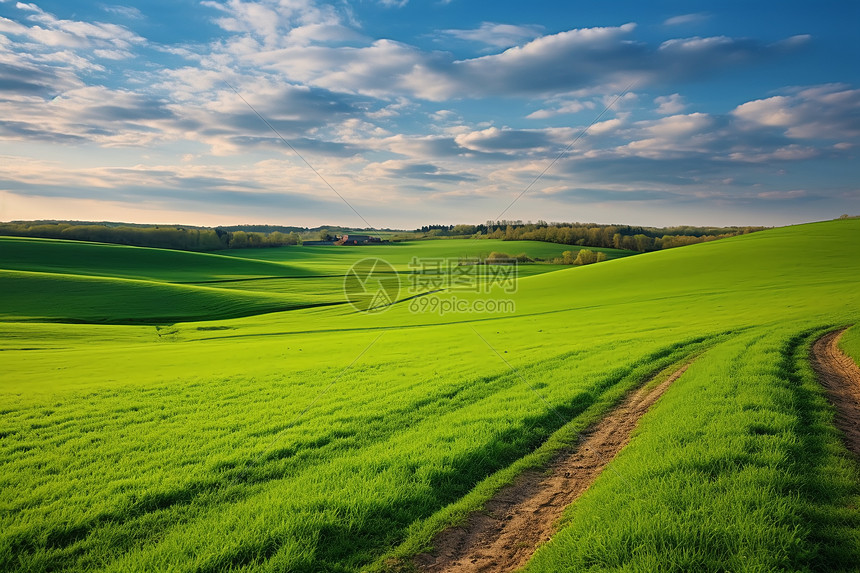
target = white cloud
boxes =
[14,2,41,12]
[654,93,685,115]
[439,22,543,48]
[255,23,644,101]
[454,126,576,155]
[21,5,145,50]
[0,0,144,85]
[733,84,860,139]
[240,22,807,102]
[0,1,853,226]
[366,98,415,119]
[201,0,346,48]
[646,112,713,138]
[588,117,624,136]
[527,99,595,119]
[664,13,709,27]
[660,36,733,51]
[101,5,144,20]
[734,96,795,126]
[0,85,177,146]
[92,48,134,60]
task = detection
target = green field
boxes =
[1,220,859,571]
[840,324,860,365]
[0,237,630,324]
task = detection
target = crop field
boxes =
[1,219,860,571]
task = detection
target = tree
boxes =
[452,224,477,235]
[633,234,653,252]
[230,231,249,248]
[574,249,598,265]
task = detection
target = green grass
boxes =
[0,270,312,324]
[216,239,636,273]
[0,220,859,571]
[0,236,309,282]
[0,237,633,323]
[523,327,860,572]
[839,324,860,366]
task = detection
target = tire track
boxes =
[811,328,860,457]
[414,362,692,573]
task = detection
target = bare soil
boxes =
[413,363,690,573]
[811,328,860,457]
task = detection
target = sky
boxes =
[0,0,858,229]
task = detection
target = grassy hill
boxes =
[0,236,309,282]
[0,270,314,324]
[0,236,632,324]
[0,219,858,572]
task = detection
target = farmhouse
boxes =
[337,234,381,245]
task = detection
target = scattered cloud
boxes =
[245,22,808,102]
[654,93,685,114]
[756,189,807,200]
[0,85,177,146]
[101,5,143,19]
[8,3,144,50]
[730,144,820,163]
[527,99,595,119]
[0,0,855,226]
[733,84,860,140]
[438,22,543,48]
[200,0,347,48]
[663,13,709,27]
[364,159,477,182]
[454,126,572,154]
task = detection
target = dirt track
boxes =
[811,329,860,457]
[414,363,690,573]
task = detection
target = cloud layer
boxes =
[0,0,857,227]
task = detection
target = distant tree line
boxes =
[216,224,307,234]
[419,221,765,252]
[0,221,302,251]
[555,249,607,265]
[1,219,767,253]
[417,224,482,236]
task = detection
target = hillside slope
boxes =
[1,219,858,572]
[0,236,307,282]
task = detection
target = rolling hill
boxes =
[0,219,858,572]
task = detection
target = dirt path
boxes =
[414,363,691,573]
[811,328,860,457]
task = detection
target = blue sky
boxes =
[0,0,858,228]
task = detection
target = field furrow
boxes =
[414,360,693,572]
[812,328,860,457]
